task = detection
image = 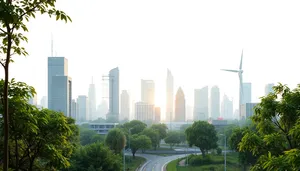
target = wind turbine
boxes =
[221,50,244,120]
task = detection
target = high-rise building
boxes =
[174,87,186,122]
[71,99,77,120]
[141,80,155,105]
[77,95,89,122]
[265,83,274,96]
[210,86,220,120]
[155,107,161,123]
[193,86,209,121]
[166,69,174,122]
[108,67,119,122]
[40,96,47,108]
[242,83,252,104]
[51,76,72,117]
[88,78,96,121]
[241,103,259,120]
[120,90,130,121]
[135,102,154,122]
[48,57,68,109]
[221,95,233,120]
[97,100,109,119]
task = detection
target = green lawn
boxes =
[125,156,146,171]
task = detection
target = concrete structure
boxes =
[221,95,233,120]
[51,76,72,117]
[166,69,174,122]
[88,123,119,135]
[242,83,252,104]
[193,86,209,121]
[163,121,194,131]
[135,102,154,123]
[208,119,228,129]
[174,87,186,122]
[155,107,161,123]
[71,99,77,120]
[240,103,259,120]
[108,67,119,122]
[48,57,69,112]
[88,78,96,120]
[141,79,155,105]
[40,96,47,108]
[210,86,220,120]
[77,95,89,122]
[120,90,130,121]
[265,83,274,96]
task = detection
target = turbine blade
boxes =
[240,49,243,70]
[221,69,239,73]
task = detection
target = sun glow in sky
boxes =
[3,0,300,120]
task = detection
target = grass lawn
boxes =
[125,156,146,171]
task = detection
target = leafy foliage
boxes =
[105,128,126,154]
[130,135,151,157]
[141,128,160,150]
[123,120,147,135]
[79,127,104,146]
[185,121,218,157]
[151,123,168,141]
[164,131,181,149]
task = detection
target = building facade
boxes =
[108,67,119,122]
[88,79,96,121]
[77,95,89,122]
[221,95,233,120]
[135,102,155,122]
[71,99,77,120]
[240,103,259,120]
[141,79,155,105]
[242,82,252,104]
[88,123,119,135]
[265,83,274,96]
[210,86,220,120]
[120,90,130,121]
[193,86,209,121]
[174,87,186,122]
[166,69,174,122]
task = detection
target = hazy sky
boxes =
[3,0,300,120]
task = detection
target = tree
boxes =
[185,121,218,157]
[105,128,126,154]
[130,135,151,158]
[79,127,104,146]
[66,143,122,171]
[0,79,79,170]
[123,120,147,135]
[141,128,160,150]
[0,1,71,170]
[239,84,300,170]
[151,123,168,146]
[164,131,181,149]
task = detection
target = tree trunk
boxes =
[15,138,19,170]
[132,152,135,159]
[200,148,205,158]
[3,23,12,171]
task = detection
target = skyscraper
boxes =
[166,69,174,122]
[40,96,47,108]
[174,87,186,122]
[141,80,155,105]
[108,67,119,122]
[77,95,88,122]
[242,83,252,104]
[88,78,96,121]
[265,83,274,96]
[120,90,130,121]
[221,95,233,120]
[71,99,77,120]
[193,86,209,121]
[210,86,220,120]
[135,102,154,122]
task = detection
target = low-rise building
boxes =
[88,123,119,135]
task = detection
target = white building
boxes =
[193,86,209,121]
[108,67,119,122]
[265,83,274,96]
[166,69,174,122]
[242,82,252,104]
[40,96,47,108]
[71,99,77,120]
[88,79,96,120]
[135,102,154,122]
[221,95,233,120]
[141,79,155,105]
[88,123,119,135]
[77,95,89,122]
[240,103,259,120]
[210,86,220,120]
[120,90,130,121]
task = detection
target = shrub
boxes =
[188,154,212,166]
[216,147,222,155]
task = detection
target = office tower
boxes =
[174,87,186,122]
[71,99,77,120]
[193,86,209,121]
[28,94,37,106]
[210,86,220,120]
[166,69,174,122]
[135,102,154,122]
[241,103,259,120]
[265,83,274,96]
[51,76,72,117]
[120,90,130,121]
[40,96,47,108]
[108,67,119,122]
[88,78,96,121]
[141,79,155,105]
[97,100,109,119]
[77,95,89,122]
[221,95,233,120]
[242,83,252,104]
[155,107,161,123]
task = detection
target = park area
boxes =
[166,152,249,171]
[125,156,146,171]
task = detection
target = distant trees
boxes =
[141,128,160,150]
[164,131,181,149]
[79,127,105,146]
[130,135,152,158]
[185,121,218,157]
[105,128,126,154]
[151,123,168,146]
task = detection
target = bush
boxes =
[188,154,212,166]
[216,147,222,155]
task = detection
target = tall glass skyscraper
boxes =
[107,67,119,122]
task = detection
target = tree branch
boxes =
[0,28,6,33]
[0,61,5,68]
